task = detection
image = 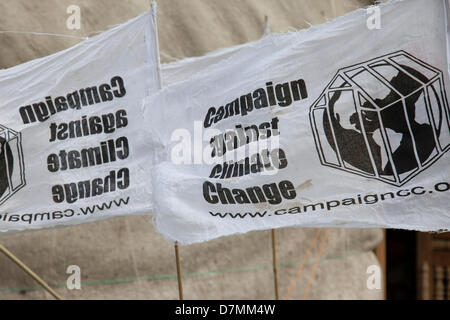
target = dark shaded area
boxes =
[386,230,417,299]
[0,137,14,197]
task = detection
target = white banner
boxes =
[146,0,450,244]
[0,10,160,233]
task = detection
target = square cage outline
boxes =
[309,50,450,187]
[0,124,26,205]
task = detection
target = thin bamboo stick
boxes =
[301,229,330,300]
[174,241,184,300]
[283,229,322,300]
[0,244,63,300]
[271,229,279,300]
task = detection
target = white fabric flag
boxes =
[146,0,450,244]
[0,10,160,233]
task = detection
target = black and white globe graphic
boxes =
[310,51,450,186]
[0,125,25,205]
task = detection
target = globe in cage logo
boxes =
[0,124,25,205]
[309,51,450,186]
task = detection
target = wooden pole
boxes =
[174,241,184,300]
[150,1,163,91]
[0,244,63,300]
[271,229,279,300]
[263,15,270,36]
[152,0,183,301]
[265,13,276,300]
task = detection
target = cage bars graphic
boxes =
[310,51,450,186]
[0,124,25,205]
